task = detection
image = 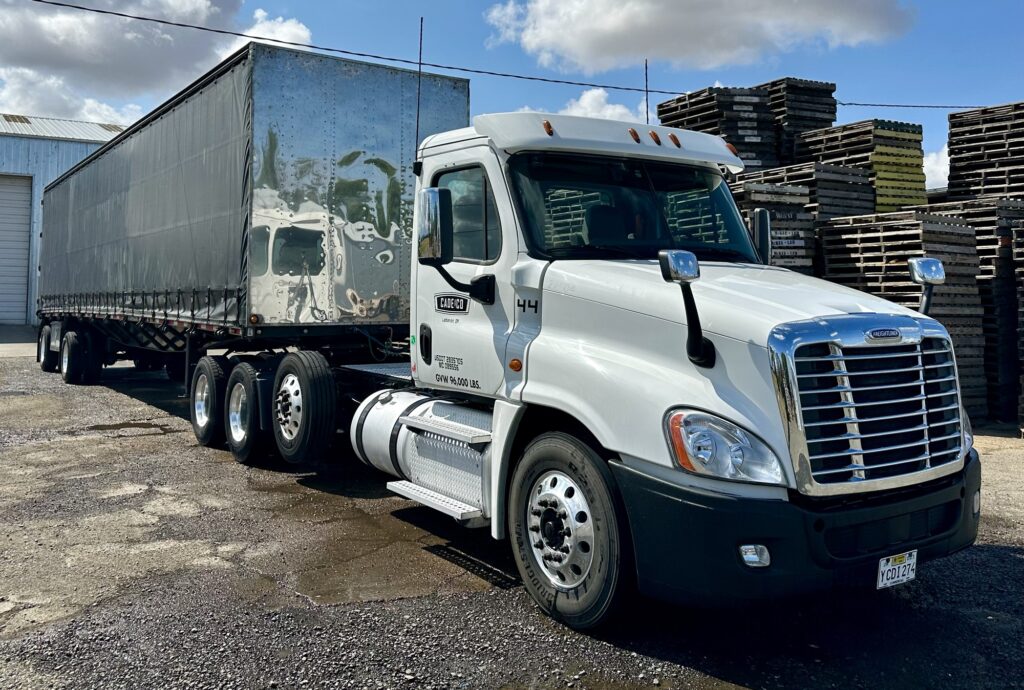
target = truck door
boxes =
[413,151,517,397]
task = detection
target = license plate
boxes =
[876,549,917,589]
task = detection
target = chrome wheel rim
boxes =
[527,470,595,589]
[193,373,211,428]
[60,340,69,374]
[227,382,248,444]
[275,373,303,441]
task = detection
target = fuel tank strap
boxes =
[354,390,392,466]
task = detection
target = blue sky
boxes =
[1,0,1021,187]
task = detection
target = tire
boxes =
[80,331,104,385]
[190,355,228,447]
[272,351,336,465]
[59,331,86,384]
[38,326,58,373]
[224,362,272,465]
[509,432,630,630]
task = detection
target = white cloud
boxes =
[519,88,651,123]
[0,1,309,124]
[486,0,913,73]
[220,8,312,57]
[924,145,950,190]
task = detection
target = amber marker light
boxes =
[668,132,681,148]
[649,130,662,145]
[627,127,641,143]
[508,358,523,372]
[724,140,740,156]
[542,119,554,136]
[666,411,697,472]
[248,313,262,324]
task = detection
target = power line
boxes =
[27,0,991,110]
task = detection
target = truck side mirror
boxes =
[659,250,714,368]
[908,257,945,315]
[417,187,453,267]
[752,208,771,265]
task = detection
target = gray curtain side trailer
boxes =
[37,43,469,372]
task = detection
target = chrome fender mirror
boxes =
[658,250,714,368]
[908,257,945,315]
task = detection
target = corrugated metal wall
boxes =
[0,135,103,324]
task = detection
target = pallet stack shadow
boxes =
[728,182,814,273]
[1017,220,1024,432]
[735,163,874,274]
[947,101,1024,200]
[657,87,779,171]
[915,200,1024,421]
[822,212,986,418]
[797,120,927,212]
[753,78,837,165]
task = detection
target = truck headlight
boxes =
[962,409,973,451]
[665,410,784,485]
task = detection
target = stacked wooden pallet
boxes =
[822,212,986,418]
[753,78,837,165]
[729,182,814,273]
[796,120,927,212]
[913,200,1024,420]
[657,87,779,171]
[543,189,603,248]
[948,101,1024,200]
[735,162,874,223]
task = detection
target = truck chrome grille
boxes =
[793,337,962,485]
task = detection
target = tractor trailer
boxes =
[37,43,980,629]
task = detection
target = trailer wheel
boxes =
[224,362,272,465]
[59,331,86,384]
[272,351,336,465]
[190,356,228,446]
[80,332,104,385]
[38,326,58,373]
[509,432,629,630]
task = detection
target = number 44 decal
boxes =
[517,298,539,314]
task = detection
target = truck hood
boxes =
[542,260,922,346]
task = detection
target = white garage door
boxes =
[0,175,32,324]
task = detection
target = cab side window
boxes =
[435,167,501,263]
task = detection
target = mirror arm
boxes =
[919,284,934,315]
[433,265,496,305]
[680,284,716,368]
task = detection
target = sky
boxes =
[0,0,1021,189]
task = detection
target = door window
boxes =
[434,167,501,263]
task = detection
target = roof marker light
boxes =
[627,127,641,143]
[724,140,740,156]
[542,119,554,136]
[649,130,662,145]
[668,132,681,148]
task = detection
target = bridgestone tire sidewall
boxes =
[271,352,336,465]
[509,432,624,630]
[225,363,269,465]
[60,331,84,384]
[190,356,227,447]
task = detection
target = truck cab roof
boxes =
[419,112,745,173]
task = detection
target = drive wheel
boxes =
[272,351,335,465]
[38,325,58,373]
[80,332,104,384]
[59,331,85,384]
[190,355,228,446]
[509,432,630,630]
[225,362,272,465]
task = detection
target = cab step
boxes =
[399,414,492,449]
[386,480,483,520]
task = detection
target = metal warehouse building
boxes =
[0,114,121,325]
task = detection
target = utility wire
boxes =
[28,0,991,110]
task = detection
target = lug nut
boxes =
[558,510,567,520]
[533,540,543,549]
[531,509,542,517]
[559,546,570,553]
[529,525,540,533]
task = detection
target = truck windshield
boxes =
[507,152,758,263]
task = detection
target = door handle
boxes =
[419,324,432,365]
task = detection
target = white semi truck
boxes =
[38,44,980,629]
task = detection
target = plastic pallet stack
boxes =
[657,87,779,171]
[729,182,815,273]
[914,200,1024,420]
[796,120,927,212]
[947,101,1024,200]
[822,212,986,418]
[753,78,837,165]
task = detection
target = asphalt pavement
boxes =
[0,352,1021,689]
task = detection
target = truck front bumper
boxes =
[610,449,980,605]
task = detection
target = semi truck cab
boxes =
[351,112,980,628]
